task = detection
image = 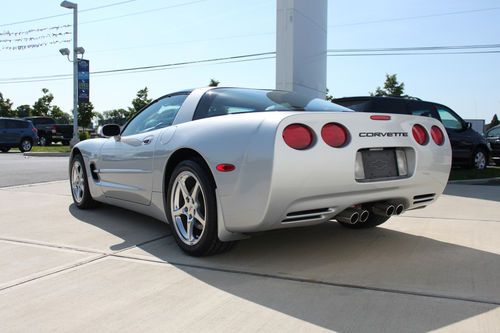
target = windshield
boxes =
[193,88,351,120]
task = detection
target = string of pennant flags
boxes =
[0,32,71,43]
[0,24,71,37]
[1,39,71,51]
[0,23,72,51]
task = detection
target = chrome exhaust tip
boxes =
[336,208,360,224]
[372,203,395,216]
[359,209,370,222]
[395,203,405,215]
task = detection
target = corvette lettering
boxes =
[359,132,408,137]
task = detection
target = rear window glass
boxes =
[7,120,29,128]
[371,99,407,114]
[334,100,371,111]
[193,88,351,120]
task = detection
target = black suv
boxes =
[333,96,490,170]
[485,125,500,165]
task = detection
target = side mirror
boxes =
[101,124,121,138]
[465,122,472,130]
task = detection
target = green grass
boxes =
[12,146,71,153]
[449,166,500,181]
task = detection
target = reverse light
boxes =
[282,124,314,150]
[321,123,349,147]
[430,126,445,145]
[412,124,428,145]
[216,164,236,172]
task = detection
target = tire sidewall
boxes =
[70,154,92,208]
[19,138,32,152]
[473,148,487,170]
[166,159,218,255]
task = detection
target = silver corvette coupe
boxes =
[70,87,451,256]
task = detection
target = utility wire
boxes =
[2,46,500,84]
[329,6,500,27]
[0,0,138,27]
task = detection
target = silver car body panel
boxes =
[72,87,452,241]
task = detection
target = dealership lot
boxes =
[0,178,499,332]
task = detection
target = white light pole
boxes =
[60,0,80,147]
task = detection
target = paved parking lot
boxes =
[0,180,499,332]
[0,153,68,187]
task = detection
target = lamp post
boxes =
[60,1,80,147]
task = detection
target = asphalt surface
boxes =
[0,180,499,332]
[0,152,69,187]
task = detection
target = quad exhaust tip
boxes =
[395,203,405,215]
[335,208,360,224]
[372,203,395,217]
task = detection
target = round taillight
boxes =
[321,123,349,147]
[430,126,445,145]
[282,124,313,150]
[412,124,428,145]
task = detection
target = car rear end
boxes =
[226,111,451,232]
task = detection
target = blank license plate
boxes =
[362,149,398,179]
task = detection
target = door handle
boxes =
[142,136,154,145]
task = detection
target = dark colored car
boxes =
[485,125,500,165]
[0,118,38,152]
[333,96,490,170]
[24,116,73,146]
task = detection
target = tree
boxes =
[128,87,152,116]
[16,104,32,118]
[0,92,15,117]
[208,78,220,87]
[99,109,130,126]
[370,74,405,97]
[78,102,97,128]
[486,114,499,131]
[32,88,72,122]
[325,88,334,102]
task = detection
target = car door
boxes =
[486,127,500,157]
[435,105,472,163]
[5,120,22,144]
[98,94,188,205]
[0,119,8,144]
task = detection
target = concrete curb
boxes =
[23,152,70,157]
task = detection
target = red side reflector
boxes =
[412,124,428,145]
[430,126,445,145]
[216,164,236,172]
[370,115,391,120]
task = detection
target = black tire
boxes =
[19,138,33,152]
[166,159,234,256]
[0,147,10,153]
[469,147,488,170]
[70,154,98,209]
[338,214,390,229]
[39,135,50,146]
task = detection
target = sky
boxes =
[0,0,499,122]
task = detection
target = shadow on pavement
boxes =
[70,204,500,332]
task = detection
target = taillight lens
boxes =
[321,123,349,147]
[412,124,428,145]
[282,124,313,150]
[430,126,444,145]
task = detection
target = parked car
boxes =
[24,116,73,146]
[485,125,500,165]
[333,96,490,170]
[70,87,451,256]
[0,117,38,152]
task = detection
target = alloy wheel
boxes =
[71,160,85,203]
[170,170,207,246]
[475,151,486,170]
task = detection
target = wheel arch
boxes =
[163,148,217,195]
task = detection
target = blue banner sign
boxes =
[78,59,89,103]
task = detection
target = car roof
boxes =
[333,96,423,102]
[0,117,29,122]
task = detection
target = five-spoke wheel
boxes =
[167,159,233,256]
[70,154,97,209]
